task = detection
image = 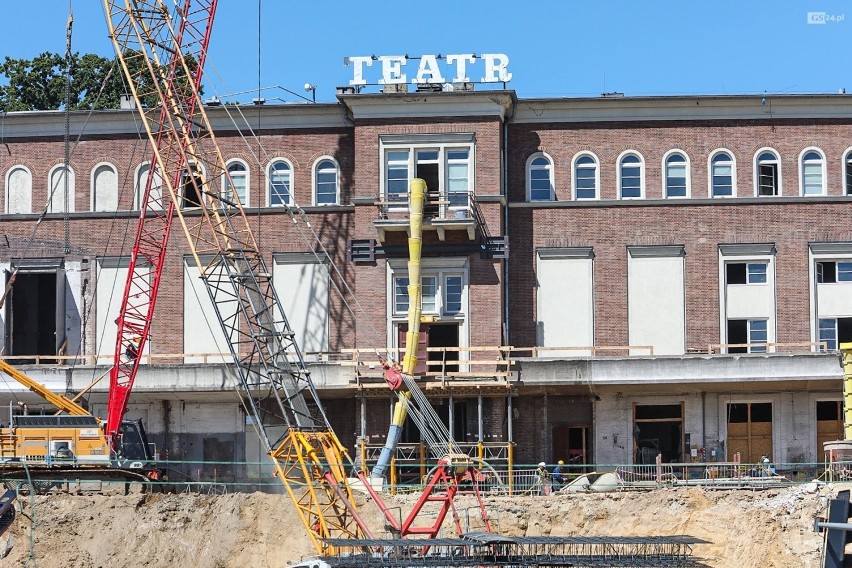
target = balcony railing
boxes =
[374,190,477,241]
[0,341,832,368]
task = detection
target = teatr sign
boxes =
[346,54,512,86]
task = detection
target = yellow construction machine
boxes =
[0,359,154,490]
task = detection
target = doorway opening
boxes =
[726,402,773,462]
[552,424,591,470]
[633,403,684,464]
[6,270,64,362]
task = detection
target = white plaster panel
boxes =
[48,167,75,213]
[92,165,118,212]
[181,403,241,433]
[7,167,32,214]
[96,258,150,364]
[726,284,773,318]
[537,256,593,355]
[817,282,852,317]
[183,261,230,364]
[628,255,684,355]
[272,257,329,354]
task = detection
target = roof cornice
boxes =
[338,90,515,121]
[0,103,349,139]
[513,93,852,123]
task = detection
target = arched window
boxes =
[91,163,118,212]
[618,151,644,199]
[224,160,248,206]
[572,153,599,200]
[709,150,735,197]
[755,150,781,196]
[6,166,32,214]
[180,162,204,209]
[267,159,292,206]
[527,153,554,201]
[313,158,339,205]
[663,151,689,198]
[844,148,852,196]
[800,148,826,196]
[48,164,75,213]
[135,162,164,210]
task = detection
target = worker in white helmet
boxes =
[535,461,550,495]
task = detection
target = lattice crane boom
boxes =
[102,0,369,553]
[104,0,216,445]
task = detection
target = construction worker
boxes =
[535,462,551,495]
[552,460,565,488]
[125,335,141,361]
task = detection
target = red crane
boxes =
[104,0,217,449]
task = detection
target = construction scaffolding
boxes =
[315,533,709,567]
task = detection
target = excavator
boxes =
[102,0,493,558]
[0,359,155,490]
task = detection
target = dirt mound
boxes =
[0,483,838,567]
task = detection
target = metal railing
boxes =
[2,340,831,368]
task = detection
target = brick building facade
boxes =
[0,91,848,479]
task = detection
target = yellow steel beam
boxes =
[841,343,852,440]
[0,359,91,417]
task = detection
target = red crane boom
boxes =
[104,0,217,446]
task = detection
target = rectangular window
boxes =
[817,261,852,283]
[386,150,410,206]
[446,150,470,208]
[422,276,437,313]
[393,273,464,317]
[803,163,823,195]
[393,276,438,315]
[847,159,852,195]
[575,167,596,199]
[383,142,474,215]
[620,164,642,198]
[748,319,768,353]
[726,262,767,285]
[394,277,410,314]
[712,164,733,196]
[819,318,838,351]
[415,150,440,195]
[666,164,687,198]
[444,275,463,314]
[747,263,767,284]
[727,319,768,353]
[758,164,778,196]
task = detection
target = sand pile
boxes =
[0,482,839,567]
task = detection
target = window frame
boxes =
[223,159,249,207]
[47,163,76,213]
[799,147,827,196]
[753,148,782,197]
[617,150,645,200]
[526,152,555,202]
[819,318,838,351]
[747,319,768,353]
[708,149,736,198]
[312,156,340,206]
[572,152,600,201]
[843,147,852,196]
[4,164,33,214]
[90,162,119,212]
[266,158,294,207]
[662,150,690,199]
[379,134,475,215]
[179,161,206,210]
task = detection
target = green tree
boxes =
[0,51,121,111]
[0,50,202,112]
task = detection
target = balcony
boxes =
[373,190,477,242]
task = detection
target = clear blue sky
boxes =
[0,1,849,103]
